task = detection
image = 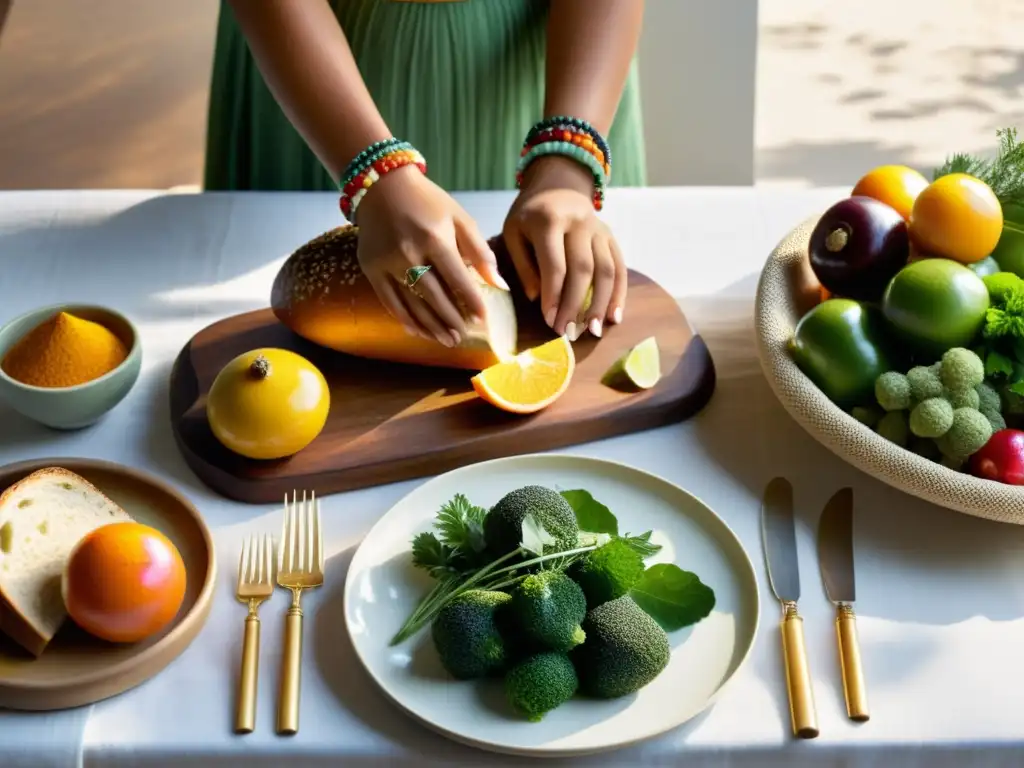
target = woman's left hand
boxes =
[502,155,626,339]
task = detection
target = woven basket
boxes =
[754,216,1024,525]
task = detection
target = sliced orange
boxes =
[471,336,575,414]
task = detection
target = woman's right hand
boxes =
[354,167,510,347]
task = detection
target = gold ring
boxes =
[405,265,431,289]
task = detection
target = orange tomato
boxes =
[909,173,1003,264]
[851,164,929,221]
[63,522,187,644]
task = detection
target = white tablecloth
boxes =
[3,188,1024,768]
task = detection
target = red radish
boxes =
[968,429,1024,486]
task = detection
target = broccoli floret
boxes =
[940,348,985,394]
[849,405,883,428]
[569,538,646,609]
[876,410,909,447]
[484,486,579,557]
[976,381,1002,413]
[935,408,994,462]
[431,590,512,680]
[945,387,980,410]
[983,271,1023,303]
[909,437,941,461]
[875,372,912,411]
[907,365,944,402]
[982,408,1007,432]
[572,596,670,699]
[508,570,587,651]
[909,397,954,438]
[504,652,578,722]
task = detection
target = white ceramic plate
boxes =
[344,454,760,757]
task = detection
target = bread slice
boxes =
[0,468,133,656]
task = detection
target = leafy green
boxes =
[629,564,716,632]
[619,530,662,559]
[986,349,1015,378]
[559,489,619,535]
[933,127,1024,209]
[435,494,488,564]
[410,532,457,578]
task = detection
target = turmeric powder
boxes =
[1,312,128,388]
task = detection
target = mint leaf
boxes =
[560,489,619,535]
[411,532,457,578]
[1009,379,1024,396]
[986,349,1015,378]
[520,513,556,555]
[619,530,662,559]
[630,563,716,631]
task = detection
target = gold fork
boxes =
[276,490,324,736]
[235,533,275,735]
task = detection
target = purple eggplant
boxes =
[808,196,909,302]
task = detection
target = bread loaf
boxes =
[270,226,518,370]
[0,468,133,656]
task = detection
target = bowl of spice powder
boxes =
[0,304,141,429]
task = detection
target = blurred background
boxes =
[0,0,1020,191]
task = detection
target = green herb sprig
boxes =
[933,127,1024,210]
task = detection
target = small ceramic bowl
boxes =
[0,304,142,430]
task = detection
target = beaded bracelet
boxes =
[516,141,607,211]
[516,117,611,211]
[525,115,612,173]
[338,139,427,222]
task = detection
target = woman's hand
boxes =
[503,155,627,339]
[356,167,509,347]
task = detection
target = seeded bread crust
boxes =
[269,227,518,370]
[0,467,133,656]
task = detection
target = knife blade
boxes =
[817,487,869,722]
[761,477,818,739]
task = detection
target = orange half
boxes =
[471,336,575,414]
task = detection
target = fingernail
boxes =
[565,321,578,341]
[449,330,461,346]
[612,307,623,324]
[589,318,603,338]
[492,272,511,292]
[544,307,557,327]
[470,314,484,326]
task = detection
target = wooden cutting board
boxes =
[169,269,715,504]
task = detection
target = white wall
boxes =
[639,0,759,186]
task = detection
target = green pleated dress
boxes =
[203,0,647,192]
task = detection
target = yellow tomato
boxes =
[851,164,929,221]
[207,348,330,460]
[909,173,1003,264]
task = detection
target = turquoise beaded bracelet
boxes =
[515,140,607,211]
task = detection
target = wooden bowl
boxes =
[754,217,1024,525]
[0,458,217,710]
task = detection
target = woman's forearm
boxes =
[542,0,645,135]
[226,0,391,181]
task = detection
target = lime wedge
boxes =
[602,336,661,390]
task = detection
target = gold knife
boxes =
[817,487,869,722]
[761,477,819,739]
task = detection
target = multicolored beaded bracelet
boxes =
[521,127,610,179]
[515,140,607,211]
[338,140,427,222]
[525,115,612,172]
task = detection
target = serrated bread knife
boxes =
[817,487,869,722]
[761,477,819,739]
